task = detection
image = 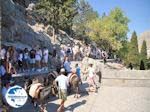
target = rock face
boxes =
[1,0,75,51]
[138,30,150,58]
[1,0,53,50]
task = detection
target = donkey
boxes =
[67,72,80,98]
[24,71,59,111]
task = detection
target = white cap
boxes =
[60,68,65,72]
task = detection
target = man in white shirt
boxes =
[0,47,6,60]
[55,68,69,112]
[42,47,49,71]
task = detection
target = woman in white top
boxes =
[18,50,23,72]
[35,48,42,71]
[87,63,97,92]
[60,47,66,67]
[0,46,6,60]
[42,47,49,71]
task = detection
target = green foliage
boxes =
[73,0,98,36]
[140,40,147,61]
[85,7,129,50]
[127,31,139,68]
[140,60,145,70]
[35,0,78,34]
[117,41,129,63]
[146,58,150,69]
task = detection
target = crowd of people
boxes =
[59,43,108,64]
[0,45,50,107]
[0,43,108,111]
[0,43,108,76]
[0,45,49,74]
[55,60,98,112]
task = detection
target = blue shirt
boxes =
[64,61,71,73]
[76,67,81,78]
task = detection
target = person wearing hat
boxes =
[55,68,69,112]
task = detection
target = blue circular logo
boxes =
[5,85,28,108]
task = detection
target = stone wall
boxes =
[102,70,150,87]
[71,58,150,87]
[1,0,53,49]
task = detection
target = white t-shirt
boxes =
[60,49,65,58]
[18,53,23,61]
[35,50,42,61]
[0,48,6,59]
[88,67,95,78]
[24,52,29,60]
[55,74,69,90]
[43,49,49,59]
[6,52,10,60]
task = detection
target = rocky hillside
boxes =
[138,30,150,57]
[1,0,74,50]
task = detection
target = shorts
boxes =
[58,89,67,101]
[30,58,35,64]
[35,55,41,61]
[23,59,29,64]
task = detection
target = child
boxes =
[75,64,82,84]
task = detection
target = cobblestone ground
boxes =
[12,82,150,112]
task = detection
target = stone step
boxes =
[101,78,150,87]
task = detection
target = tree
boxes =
[117,41,129,63]
[108,7,129,42]
[140,40,147,61]
[140,60,145,70]
[86,7,129,51]
[127,31,139,68]
[35,0,78,35]
[73,0,98,37]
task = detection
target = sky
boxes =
[87,0,150,38]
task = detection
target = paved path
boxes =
[12,82,150,112]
